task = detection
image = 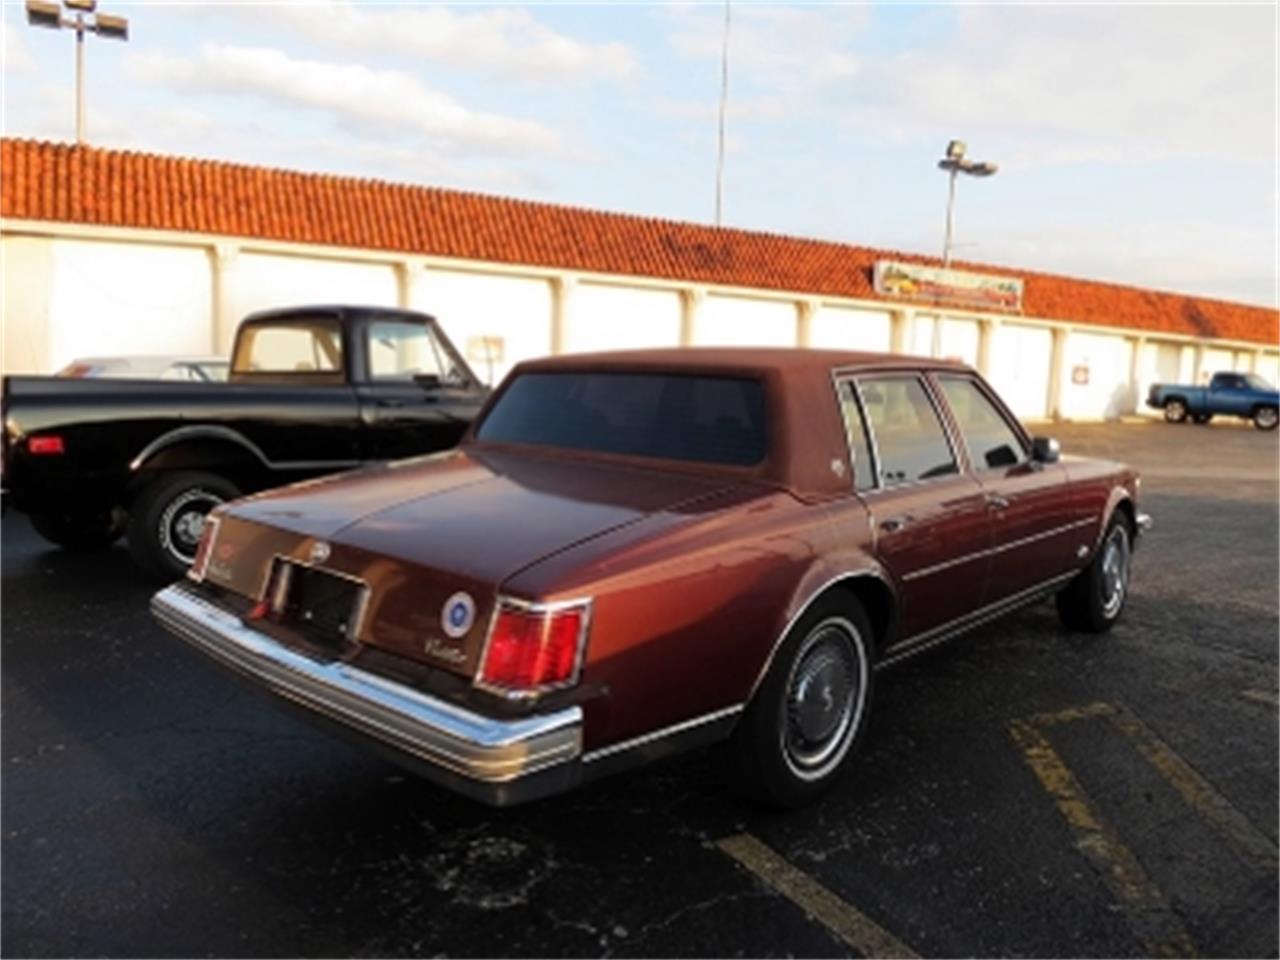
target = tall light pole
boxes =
[714,0,730,226]
[25,0,129,146]
[937,139,997,268]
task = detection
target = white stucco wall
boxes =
[1256,353,1280,386]
[413,269,553,386]
[693,295,797,347]
[808,306,892,352]
[1060,331,1134,419]
[1201,347,1235,382]
[563,283,681,355]
[2,236,55,374]
[937,317,981,366]
[907,314,936,357]
[988,323,1053,420]
[45,239,214,373]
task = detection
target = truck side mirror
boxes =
[1031,437,1060,464]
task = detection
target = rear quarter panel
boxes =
[504,489,881,751]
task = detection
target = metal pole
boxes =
[74,16,85,145]
[714,0,730,226]
[942,167,957,267]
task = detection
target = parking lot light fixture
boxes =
[23,0,129,145]
[937,139,998,268]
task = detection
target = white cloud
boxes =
[2,19,36,76]
[126,44,567,159]
[852,5,1275,170]
[228,3,636,85]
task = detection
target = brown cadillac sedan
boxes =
[153,349,1151,807]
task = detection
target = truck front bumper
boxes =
[151,582,584,805]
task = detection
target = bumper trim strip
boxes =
[152,582,582,784]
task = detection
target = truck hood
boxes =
[203,448,741,677]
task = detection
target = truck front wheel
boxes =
[1163,399,1188,423]
[128,471,240,580]
[29,508,126,552]
[1253,406,1278,431]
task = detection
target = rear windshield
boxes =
[475,371,768,466]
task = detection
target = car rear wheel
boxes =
[29,508,126,552]
[128,471,240,581]
[1163,399,1188,423]
[732,595,874,807]
[1056,512,1132,633]
[1254,406,1278,431]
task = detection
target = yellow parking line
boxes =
[1027,700,1118,727]
[717,833,920,959]
[1106,706,1279,870]
[1007,718,1197,958]
[1242,689,1278,707]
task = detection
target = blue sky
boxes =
[3,2,1276,306]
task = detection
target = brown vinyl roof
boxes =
[2,138,1276,346]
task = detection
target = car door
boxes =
[356,318,481,461]
[840,373,992,644]
[933,373,1078,602]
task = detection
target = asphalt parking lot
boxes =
[3,419,1276,958]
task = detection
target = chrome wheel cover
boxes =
[1257,407,1278,429]
[159,489,224,566]
[779,616,868,782]
[1165,401,1186,422]
[1099,524,1131,619]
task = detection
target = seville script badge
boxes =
[441,591,476,639]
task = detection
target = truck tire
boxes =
[1163,399,1188,423]
[128,471,240,581]
[1253,406,1278,431]
[29,508,126,552]
[1056,511,1132,633]
[732,595,874,808]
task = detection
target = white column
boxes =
[1192,342,1207,384]
[890,308,911,354]
[1047,326,1070,421]
[549,274,576,356]
[680,287,704,347]
[977,317,1000,376]
[209,243,240,356]
[396,258,426,310]
[796,299,819,348]
[1128,336,1146,414]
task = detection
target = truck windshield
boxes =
[1245,373,1275,390]
[476,371,767,466]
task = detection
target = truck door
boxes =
[1207,373,1249,416]
[356,318,481,461]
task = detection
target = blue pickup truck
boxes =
[1146,372,1278,430]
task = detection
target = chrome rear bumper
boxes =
[151,582,583,804]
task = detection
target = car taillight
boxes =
[27,435,65,455]
[188,515,220,583]
[478,599,591,695]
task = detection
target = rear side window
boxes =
[837,381,877,490]
[234,320,342,374]
[858,376,957,486]
[938,376,1026,470]
[476,371,767,466]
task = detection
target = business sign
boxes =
[873,260,1024,312]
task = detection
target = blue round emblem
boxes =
[441,592,476,639]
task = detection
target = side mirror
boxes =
[1031,437,1060,464]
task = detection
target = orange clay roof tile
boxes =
[1,138,1275,346]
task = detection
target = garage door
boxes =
[563,284,681,354]
[1202,348,1235,382]
[47,239,213,372]
[1257,353,1280,387]
[1061,332,1134,419]
[809,306,891,352]
[988,324,1052,420]
[694,295,797,347]
[411,270,553,387]
[937,317,980,366]
[1136,342,1183,417]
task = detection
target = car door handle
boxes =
[375,397,405,408]
[880,516,910,533]
[986,494,1011,510]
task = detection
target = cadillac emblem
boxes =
[309,540,331,564]
[441,591,476,639]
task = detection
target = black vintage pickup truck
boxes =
[2,305,488,578]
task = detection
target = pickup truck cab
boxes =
[153,349,1152,807]
[3,305,487,578]
[1147,372,1278,430]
